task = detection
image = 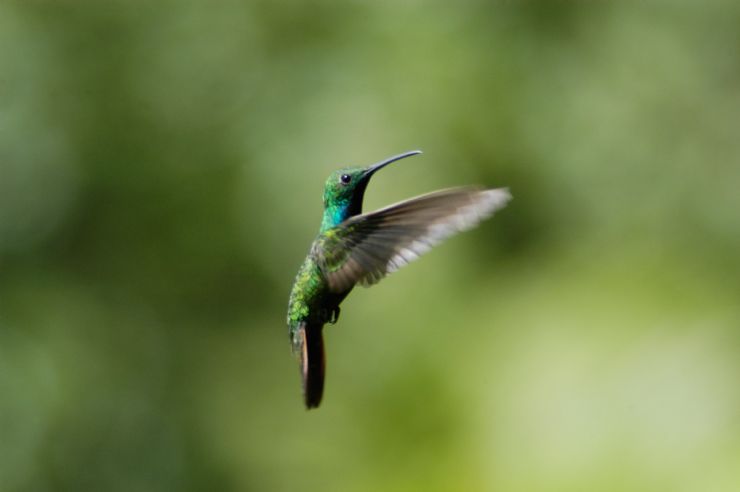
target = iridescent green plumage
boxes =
[287,151,511,409]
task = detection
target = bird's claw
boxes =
[330,307,340,324]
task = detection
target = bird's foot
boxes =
[330,306,340,324]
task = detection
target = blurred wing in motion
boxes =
[316,187,512,293]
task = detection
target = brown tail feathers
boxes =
[297,323,325,409]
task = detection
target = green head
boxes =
[320,150,422,231]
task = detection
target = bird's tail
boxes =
[295,322,325,409]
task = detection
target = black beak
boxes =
[363,150,422,179]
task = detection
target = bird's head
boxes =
[321,150,422,230]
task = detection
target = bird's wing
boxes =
[316,187,511,293]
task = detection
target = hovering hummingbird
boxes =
[287,150,511,408]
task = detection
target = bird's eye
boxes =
[340,174,351,184]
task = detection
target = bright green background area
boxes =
[2,2,739,491]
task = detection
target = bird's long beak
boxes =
[363,150,422,179]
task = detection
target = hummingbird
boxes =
[287,150,511,408]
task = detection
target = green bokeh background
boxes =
[2,1,739,491]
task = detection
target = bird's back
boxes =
[287,254,323,339]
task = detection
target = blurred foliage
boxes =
[1,1,740,491]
